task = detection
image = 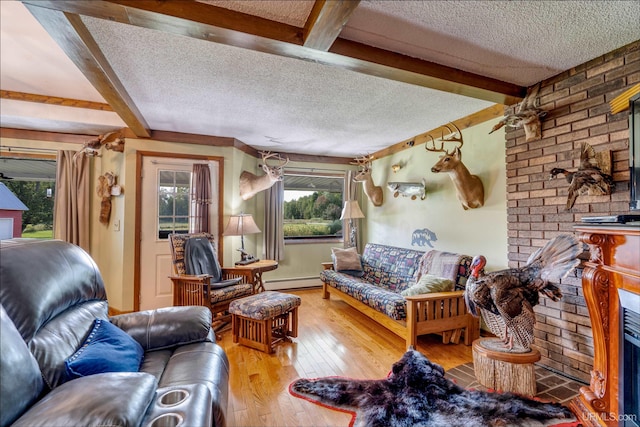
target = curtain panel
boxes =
[53,150,90,251]
[343,170,359,249]
[264,180,285,261]
[191,164,211,233]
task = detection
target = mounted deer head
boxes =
[351,154,383,207]
[426,123,484,210]
[239,151,289,200]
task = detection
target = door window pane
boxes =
[157,170,192,239]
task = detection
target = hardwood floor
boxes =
[217,287,473,427]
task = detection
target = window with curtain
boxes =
[282,173,344,241]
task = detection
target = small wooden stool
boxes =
[230,291,301,353]
[472,338,541,397]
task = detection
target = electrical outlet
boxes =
[113,220,120,232]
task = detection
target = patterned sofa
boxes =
[320,243,480,348]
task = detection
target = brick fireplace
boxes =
[504,40,639,383]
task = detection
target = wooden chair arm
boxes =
[321,262,334,270]
[403,290,465,302]
[220,268,252,284]
[169,274,211,284]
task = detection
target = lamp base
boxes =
[236,249,259,265]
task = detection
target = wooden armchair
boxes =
[168,233,254,326]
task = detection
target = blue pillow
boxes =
[65,319,144,380]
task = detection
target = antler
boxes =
[259,151,279,162]
[259,151,289,168]
[351,154,373,171]
[424,123,463,155]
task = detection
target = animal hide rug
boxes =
[289,350,577,427]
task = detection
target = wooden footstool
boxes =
[229,291,301,353]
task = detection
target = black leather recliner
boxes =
[0,239,229,427]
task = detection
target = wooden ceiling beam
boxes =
[372,104,505,159]
[22,4,150,137]
[1,90,113,111]
[303,0,360,51]
[22,0,525,105]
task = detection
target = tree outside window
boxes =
[283,174,344,240]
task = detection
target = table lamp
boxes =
[223,212,261,265]
[340,200,365,248]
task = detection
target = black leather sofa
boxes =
[0,239,229,427]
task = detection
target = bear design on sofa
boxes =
[320,243,480,348]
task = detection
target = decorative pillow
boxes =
[331,247,364,277]
[65,319,144,380]
[400,274,454,297]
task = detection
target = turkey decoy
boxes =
[465,234,581,351]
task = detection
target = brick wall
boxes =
[505,40,639,382]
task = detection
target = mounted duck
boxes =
[549,142,614,210]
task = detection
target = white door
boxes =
[139,157,220,310]
[0,218,14,239]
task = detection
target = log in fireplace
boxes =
[571,224,640,427]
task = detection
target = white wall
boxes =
[362,118,508,272]
[1,119,508,310]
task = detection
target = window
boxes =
[0,156,56,239]
[283,173,344,241]
[158,170,191,239]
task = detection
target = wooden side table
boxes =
[229,260,278,293]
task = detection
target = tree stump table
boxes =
[472,338,541,397]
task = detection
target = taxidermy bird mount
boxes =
[549,142,614,210]
[96,172,117,225]
[74,131,125,160]
[465,234,582,352]
[489,83,547,142]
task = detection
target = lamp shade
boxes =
[222,213,261,236]
[340,200,365,220]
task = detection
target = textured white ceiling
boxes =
[82,15,493,156]
[198,0,315,27]
[1,0,639,158]
[342,1,640,86]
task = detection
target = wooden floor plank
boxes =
[217,288,473,427]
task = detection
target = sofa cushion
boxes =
[331,247,364,277]
[65,319,144,380]
[361,244,423,292]
[110,306,214,351]
[400,274,454,297]
[0,305,44,427]
[321,270,407,320]
[11,372,157,427]
[0,239,107,343]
